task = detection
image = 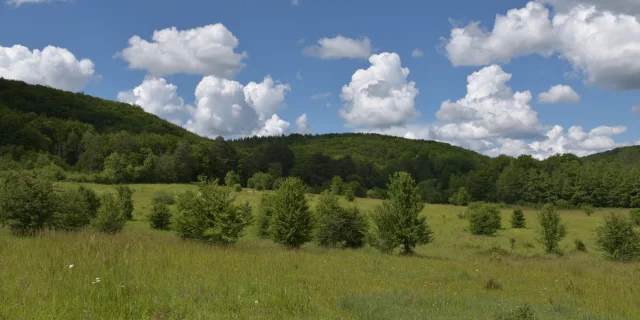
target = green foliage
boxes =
[595,213,640,261]
[581,204,595,216]
[370,172,433,254]
[149,201,172,230]
[52,187,94,231]
[630,209,640,226]
[366,188,387,200]
[233,184,242,192]
[330,176,344,195]
[224,171,241,187]
[174,178,252,244]
[152,191,175,205]
[91,193,127,234]
[0,171,56,235]
[574,239,587,252]
[536,204,567,253]
[314,191,368,248]
[247,172,275,191]
[449,187,471,206]
[269,177,313,249]
[344,187,355,202]
[511,208,526,228]
[468,203,502,236]
[116,185,135,220]
[77,186,100,217]
[256,193,276,239]
[494,303,535,320]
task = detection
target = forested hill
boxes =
[0,78,639,208]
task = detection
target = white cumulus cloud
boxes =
[295,114,311,134]
[542,0,640,16]
[0,45,95,91]
[633,105,640,114]
[443,1,640,90]
[303,36,372,59]
[119,24,247,78]
[117,77,190,125]
[340,52,420,128]
[538,84,580,104]
[185,76,291,138]
[411,49,424,58]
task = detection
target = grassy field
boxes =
[1,183,639,319]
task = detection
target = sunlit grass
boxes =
[0,183,638,319]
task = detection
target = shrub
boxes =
[256,193,276,239]
[495,303,535,320]
[270,177,313,249]
[92,193,127,234]
[630,209,640,226]
[0,171,56,235]
[330,176,344,195]
[272,178,283,190]
[315,191,368,248]
[574,239,587,252]
[153,191,175,205]
[468,203,502,236]
[233,184,242,192]
[449,187,471,206]
[149,201,172,230]
[581,204,595,216]
[554,199,573,210]
[116,185,134,220]
[174,178,252,244]
[536,204,567,253]
[344,187,355,202]
[247,172,274,191]
[369,172,433,254]
[224,171,241,187]
[595,213,640,261]
[366,188,387,200]
[484,278,502,290]
[511,208,526,228]
[52,187,94,231]
[77,186,100,217]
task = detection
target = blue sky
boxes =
[0,0,638,158]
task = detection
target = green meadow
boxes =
[1,183,638,319]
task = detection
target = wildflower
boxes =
[255,300,259,304]
[69,264,74,269]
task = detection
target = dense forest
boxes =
[1,78,639,208]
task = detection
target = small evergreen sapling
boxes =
[92,193,127,234]
[314,191,368,248]
[595,213,640,261]
[0,171,56,236]
[536,204,567,253]
[149,199,172,230]
[270,177,313,249]
[116,185,134,220]
[468,203,502,236]
[511,208,526,228]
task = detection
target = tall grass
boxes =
[0,183,638,319]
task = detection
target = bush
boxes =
[247,172,274,191]
[153,191,175,205]
[344,187,355,202]
[370,172,433,254]
[233,184,242,192]
[0,171,56,235]
[270,177,313,249]
[468,203,502,236]
[495,303,535,320]
[224,171,241,187]
[574,239,587,252]
[449,187,471,206]
[116,185,134,220]
[272,178,283,190]
[554,199,574,210]
[366,188,387,200]
[92,193,127,234]
[174,178,252,244]
[149,201,172,230]
[582,204,595,216]
[484,278,502,290]
[511,208,526,228]
[630,209,640,226]
[315,191,368,248]
[256,193,276,239]
[52,187,94,231]
[330,176,344,195]
[536,204,567,253]
[78,186,100,217]
[595,213,640,261]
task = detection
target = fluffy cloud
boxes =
[6,0,64,6]
[443,1,640,89]
[340,52,420,128]
[542,0,640,15]
[633,105,640,114]
[0,45,95,91]
[119,24,247,78]
[303,36,372,59]
[117,77,189,125]
[538,84,580,104]
[411,49,424,58]
[295,114,311,134]
[185,76,291,137]
[434,65,543,140]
